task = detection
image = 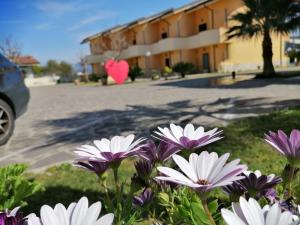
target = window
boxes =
[165,58,171,67]
[133,40,137,45]
[198,23,207,32]
[161,32,168,39]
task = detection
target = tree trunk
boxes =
[262,30,275,76]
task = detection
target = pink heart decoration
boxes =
[105,59,129,85]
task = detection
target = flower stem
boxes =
[113,167,120,195]
[287,166,295,197]
[201,199,216,225]
[112,164,122,225]
[102,178,112,210]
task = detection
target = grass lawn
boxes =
[24,107,300,215]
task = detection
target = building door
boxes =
[165,58,171,67]
[202,53,210,72]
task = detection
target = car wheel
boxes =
[0,99,15,145]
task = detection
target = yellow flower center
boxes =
[197,179,209,185]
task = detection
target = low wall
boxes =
[25,76,59,87]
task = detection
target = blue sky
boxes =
[0,0,192,65]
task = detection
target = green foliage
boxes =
[44,60,73,78]
[0,164,42,210]
[45,60,60,75]
[100,73,108,85]
[157,188,221,225]
[287,49,300,63]
[163,66,172,75]
[129,65,143,82]
[59,61,73,77]
[31,65,43,76]
[172,62,196,77]
[151,70,161,80]
[207,107,300,175]
[226,0,300,76]
[227,0,300,40]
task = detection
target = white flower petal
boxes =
[183,124,195,139]
[221,208,247,225]
[41,205,61,225]
[197,151,209,179]
[53,204,69,225]
[155,176,200,188]
[266,203,281,225]
[110,136,121,153]
[121,135,135,151]
[278,211,293,225]
[240,198,264,225]
[173,154,197,182]
[84,202,102,225]
[194,126,205,139]
[189,153,199,173]
[170,124,183,142]
[67,202,76,218]
[201,152,219,180]
[71,197,88,225]
[207,153,230,181]
[94,139,110,152]
[96,213,114,225]
[157,167,195,185]
[27,215,42,225]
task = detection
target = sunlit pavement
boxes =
[0,74,299,171]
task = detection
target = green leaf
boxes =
[208,199,219,214]
[191,202,210,225]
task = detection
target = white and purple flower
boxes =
[0,207,25,225]
[222,197,299,225]
[74,134,145,164]
[265,129,300,167]
[223,170,282,200]
[132,188,154,207]
[27,197,114,225]
[138,140,180,163]
[156,151,247,193]
[154,124,222,150]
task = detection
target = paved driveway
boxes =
[0,74,299,171]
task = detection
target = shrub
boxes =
[129,65,144,82]
[162,66,173,80]
[172,62,196,78]
[0,164,42,210]
[100,74,108,85]
[89,73,101,82]
[287,49,300,64]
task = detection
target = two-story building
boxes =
[81,0,289,75]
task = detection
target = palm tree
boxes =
[226,0,300,76]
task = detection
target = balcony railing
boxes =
[121,28,226,59]
[87,28,227,63]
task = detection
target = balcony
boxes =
[121,28,227,59]
[86,28,227,63]
[85,51,116,64]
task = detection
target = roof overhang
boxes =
[81,0,218,44]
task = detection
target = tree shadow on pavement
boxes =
[35,97,300,147]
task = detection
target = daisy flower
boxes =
[74,134,145,164]
[265,129,300,167]
[154,124,222,150]
[27,197,114,225]
[156,151,247,193]
[222,197,299,225]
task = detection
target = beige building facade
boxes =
[82,0,289,74]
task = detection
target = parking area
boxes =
[0,74,299,171]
